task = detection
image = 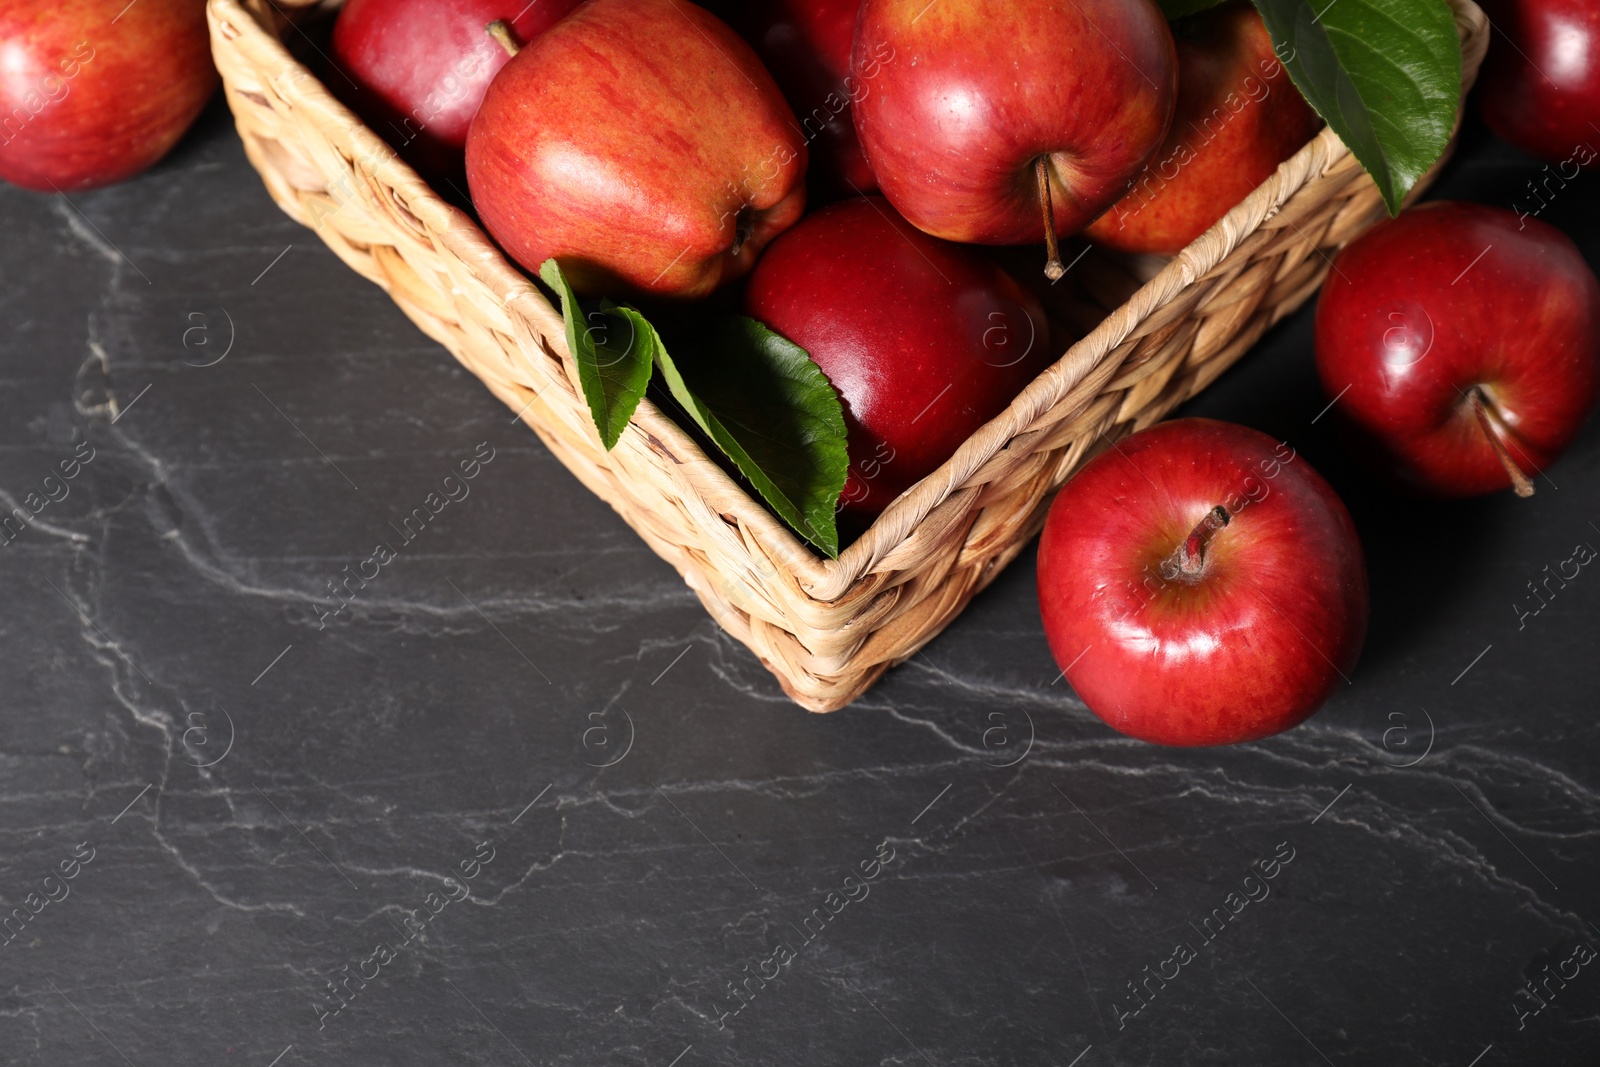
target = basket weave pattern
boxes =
[208,0,1489,710]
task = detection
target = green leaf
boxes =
[1158,0,1228,17]
[538,259,654,451]
[652,317,849,558]
[533,257,847,553]
[1252,0,1461,215]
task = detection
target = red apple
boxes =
[1314,201,1600,498]
[1037,419,1368,747]
[744,196,1051,520]
[733,0,877,200]
[330,0,581,190]
[1084,2,1321,256]
[0,0,216,192]
[1478,0,1600,168]
[465,0,807,299]
[850,0,1175,276]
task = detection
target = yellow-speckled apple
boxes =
[465,0,808,299]
[0,0,215,192]
[1084,2,1321,256]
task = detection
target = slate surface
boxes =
[0,96,1596,1067]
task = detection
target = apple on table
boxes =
[1037,419,1369,747]
[1315,201,1600,499]
[1478,0,1600,168]
[0,0,216,192]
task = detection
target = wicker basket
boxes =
[208,0,1489,711]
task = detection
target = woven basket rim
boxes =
[209,0,1489,608]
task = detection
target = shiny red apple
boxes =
[744,196,1051,521]
[1085,1,1321,256]
[1315,201,1600,498]
[465,0,807,299]
[1038,419,1368,747]
[1478,0,1599,168]
[0,0,216,192]
[850,0,1175,276]
[330,0,580,190]
[733,0,877,200]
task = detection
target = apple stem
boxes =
[1174,505,1230,577]
[1035,156,1065,282]
[486,19,521,57]
[1469,387,1535,498]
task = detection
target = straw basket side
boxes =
[208,0,1489,710]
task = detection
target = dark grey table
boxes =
[1,95,1595,1067]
